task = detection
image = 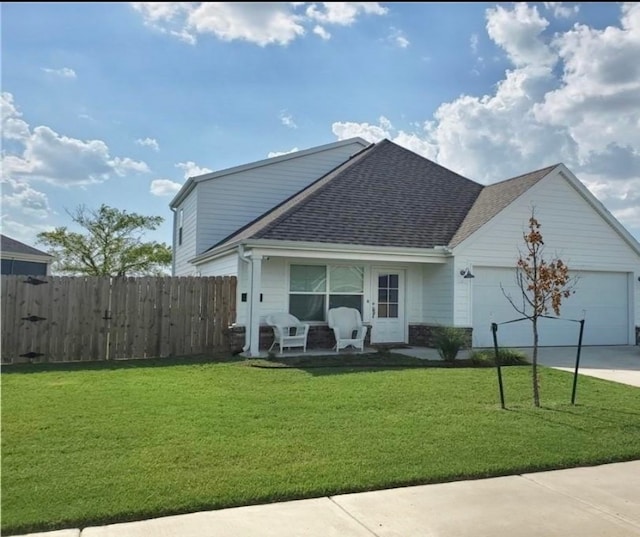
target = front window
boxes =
[289,264,364,321]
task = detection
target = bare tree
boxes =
[502,209,575,407]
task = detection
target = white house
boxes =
[170,139,640,356]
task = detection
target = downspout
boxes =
[237,244,251,352]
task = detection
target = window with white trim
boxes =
[289,264,364,321]
[178,209,184,246]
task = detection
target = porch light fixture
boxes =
[460,268,475,279]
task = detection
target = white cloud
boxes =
[131,2,387,45]
[150,179,182,196]
[176,161,212,179]
[1,93,150,187]
[267,147,299,158]
[331,3,640,238]
[0,215,54,247]
[313,25,331,40]
[388,27,409,48]
[332,116,392,143]
[1,178,51,219]
[279,111,297,129]
[305,2,387,25]
[333,116,437,159]
[470,33,479,55]
[543,2,579,19]
[1,92,31,140]
[42,67,77,78]
[533,2,640,160]
[135,137,160,151]
[486,3,556,68]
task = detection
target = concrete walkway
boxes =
[15,461,640,537]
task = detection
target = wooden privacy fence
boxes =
[1,275,237,363]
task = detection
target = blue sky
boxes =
[2,2,639,251]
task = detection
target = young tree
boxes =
[502,210,575,407]
[38,204,172,276]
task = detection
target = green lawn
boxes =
[2,355,639,534]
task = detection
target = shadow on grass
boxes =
[506,401,640,433]
[1,353,246,374]
[247,352,529,376]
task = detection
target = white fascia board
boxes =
[192,239,450,265]
[0,252,53,263]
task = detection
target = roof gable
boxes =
[449,164,558,248]
[213,139,484,250]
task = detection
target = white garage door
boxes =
[472,268,629,347]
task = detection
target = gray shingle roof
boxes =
[209,141,561,254]
[215,140,484,250]
[448,164,558,247]
[0,234,52,257]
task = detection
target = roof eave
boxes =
[191,238,452,266]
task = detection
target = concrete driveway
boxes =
[515,345,640,387]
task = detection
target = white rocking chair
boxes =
[265,313,310,354]
[327,307,368,353]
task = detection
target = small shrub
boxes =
[432,326,468,362]
[470,348,529,367]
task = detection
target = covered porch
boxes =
[229,240,471,357]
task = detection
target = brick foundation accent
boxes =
[228,324,373,353]
[408,324,472,349]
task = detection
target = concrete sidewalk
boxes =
[16,460,640,537]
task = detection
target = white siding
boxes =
[197,253,239,276]
[405,264,423,323]
[173,189,198,276]
[195,143,364,254]
[453,169,640,339]
[423,260,454,325]
[260,257,287,323]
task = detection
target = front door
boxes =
[371,269,405,343]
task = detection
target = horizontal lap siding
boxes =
[423,260,454,325]
[198,253,239,277]
[456,172,639,270]
[173,190,198,276]
[196,144,365,254]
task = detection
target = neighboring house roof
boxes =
[213,139,484,250]
[449,164,559,248]
[169,137,369,209]
[0,234,53,259]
